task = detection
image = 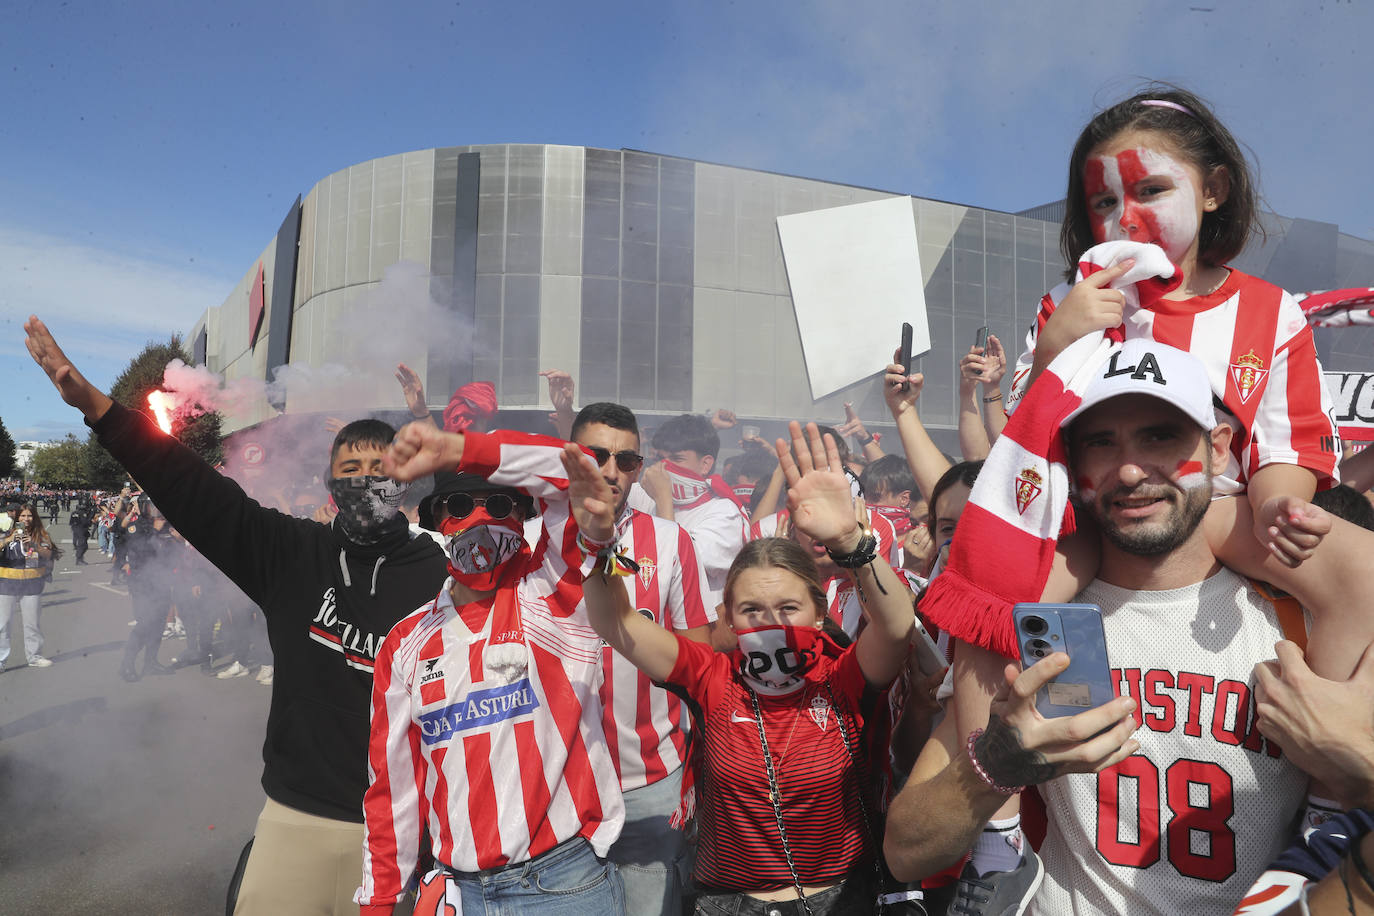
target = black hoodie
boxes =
[92,403,448,822]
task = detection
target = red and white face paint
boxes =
[1084,140,1203,265]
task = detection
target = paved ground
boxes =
[0,545,271,914]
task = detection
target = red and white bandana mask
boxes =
[438,510,528,592]
[870,503,913,536]
[733,624,825,697]
[664,460,744,511]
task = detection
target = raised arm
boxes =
[394,363,437,429]
[562,443,680,681]
[883,359,951,503]
[779,421,913,687]
[539,369,576,440]
[24,316,114,423]
[957,345,993,461]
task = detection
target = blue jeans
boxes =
[435,837,623,915]
[609,767,686,916]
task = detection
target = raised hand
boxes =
[710,408,738,430]
[560,443,616,543]
[382,421,465,482]
[884,355,925,420]
[775,421,861,553]
[395,363,428,417]
[23,316,113,421]
[984,334,1007,385]
[539,369,575,414]
[837,402,868,441]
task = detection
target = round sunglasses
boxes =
[586,446,644,473]
[434,492,518,521]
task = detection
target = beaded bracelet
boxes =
[966,728,1023,796]
[982,393,1003,403]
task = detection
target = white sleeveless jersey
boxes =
[1030,569,1307,916]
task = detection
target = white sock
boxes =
[970,814,1024,876]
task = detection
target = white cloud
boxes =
[0,224,233,357]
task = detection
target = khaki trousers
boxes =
[234,797,364,915]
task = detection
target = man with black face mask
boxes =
[23,316,448,916]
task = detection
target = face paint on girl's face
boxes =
[1084,138,1204,265]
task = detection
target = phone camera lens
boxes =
[1026,637,1053,659]
[1022,615,1048,636]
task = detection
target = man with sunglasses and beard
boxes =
[571,402,715,916]
[24,317,448,916]
[356,422,631,915]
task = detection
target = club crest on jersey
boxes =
[1230,350,1269,405]
[808,695,831,731]
[1015,467,1043,515]
[637,557,656,589]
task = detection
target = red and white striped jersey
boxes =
[674,497,749,608]
[597,507,715,791]
[356,431,625,910]
[750,509,901,569]
[1011,268,1340,490]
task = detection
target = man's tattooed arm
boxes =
[975,713,1060,786]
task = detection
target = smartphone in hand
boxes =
[1013,603,1114,719]
[975,325,989,351]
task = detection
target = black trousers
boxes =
[123,582,169,674]
[71,525,89,562]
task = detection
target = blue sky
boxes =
[4,0,1371,442]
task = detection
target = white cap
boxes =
[1061,339,1217,432]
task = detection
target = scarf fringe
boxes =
[920,568,1019,661]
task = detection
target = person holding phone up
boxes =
[890,341,1374,916]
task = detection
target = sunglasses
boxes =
[586,447,644,473]
[434,492,518,521]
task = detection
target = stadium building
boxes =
[191,144,1374,454]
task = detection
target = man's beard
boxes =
[1092,471,1212,557]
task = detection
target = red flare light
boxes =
[147,390,175,435]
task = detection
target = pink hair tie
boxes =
[1139,99,1193,116]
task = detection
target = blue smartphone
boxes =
[1012,603,1114,718]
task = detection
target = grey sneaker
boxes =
[27,655,53,668]
[950,849,1044,916]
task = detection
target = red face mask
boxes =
[438,510,527,591]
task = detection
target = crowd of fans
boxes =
[15,84,1374,916]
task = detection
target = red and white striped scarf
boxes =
[920,241,1180,659]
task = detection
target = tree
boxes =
[0,417,15,478]
[83,336,224,489]
[28,435,87,487]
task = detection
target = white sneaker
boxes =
[27,655,53,668]
[255,665,274,686]
[216,661,250,679]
